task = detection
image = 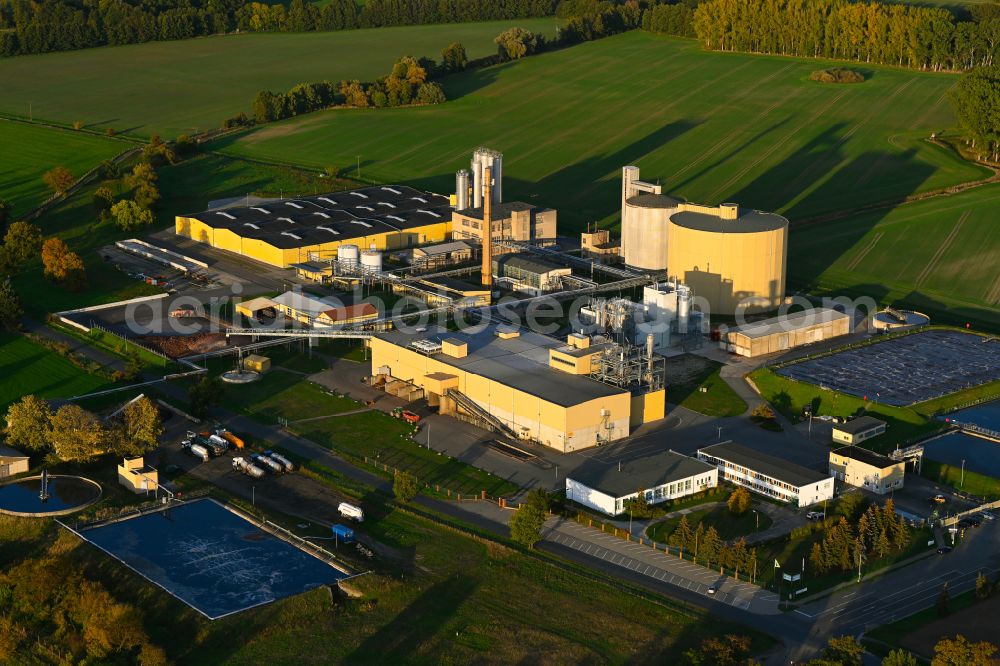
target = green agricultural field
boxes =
[213,31,988,231]
[0,332,111,414]
[791,183,1000,328]
[0,19,561,138]
[0,120,125,217]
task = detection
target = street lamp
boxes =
[961,459,966,488]
[717,426,723,441]
[752,509,759,533]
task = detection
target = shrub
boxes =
[810,68,865,84]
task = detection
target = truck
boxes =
[338,502,364,523]
[331,524,355,544]
[220,431,245,449]
[264,450,295,472]
[183,441,209,462]
[391,408,421,424]
[232,457,266,479]
[187,431,227,457]
[250,453,283,474]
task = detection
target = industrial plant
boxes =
[619,166,788,314]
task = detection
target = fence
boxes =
[90,322,173,363]
[940,499,1000,528]
[569,512,762,585]
[361,454,514,503]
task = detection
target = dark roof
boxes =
[698,441,830,487]
[670,207,787,234]
[377,324,624,407]
[290,261,331,272]
[455,201,541,220]
[626,193,682,209]
[493,253,567,275]
[832,446,899,469]
[833,416,886,435]
[183,185,451,249]
[569,451,716,499]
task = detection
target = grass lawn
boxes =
[215,369,356,423]
[791,183,1000,329]
[647,504,773,543]
[0,493,772,664]
[667,357,747,417]
[0,332,111,414]
[0,19,562,138]
[749,366,944,451]
[212,31,986,234]
[0,120,126,217]
[921,458,1000,500]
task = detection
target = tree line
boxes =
[0,0,560,57]
[687,0,1000,72]
[808,499,909,575]
[951,64,1000,162]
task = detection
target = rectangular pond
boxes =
[923,432,1000,479]
[776,330,1000,406]
[75,498,347,619]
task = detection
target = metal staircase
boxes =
[445,388,519,440]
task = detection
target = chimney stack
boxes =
[482,166,494,291]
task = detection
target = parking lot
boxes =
[777,330,1000,406]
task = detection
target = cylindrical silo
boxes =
[338,244,359,269]
[471,154,482,209]
[492,152,502,204]
[360,250,382,273]
[621,193,679,271]
[666,205,788,315]
[455,169,470,210]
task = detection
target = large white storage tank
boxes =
[360,250,382,273]
[338,244,360,268]
[621,193,680,270]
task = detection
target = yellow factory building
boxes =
[175,185,452,268]
[369,325,664,452]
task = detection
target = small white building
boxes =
[832,416,887,445]
[0,446,29,479]
[697,441,834,507]
[566,450,718,516]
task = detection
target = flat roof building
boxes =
[369,324,664,451]
[175,185,451,268]
[118,456,158,494]
[452,201,556,245]
[829,446,904,495]
[492,253,571,295]
[406,240,474,269]
[697,441,834,507]
[832,416,887,445]
[567,451,718,516]
[0,446,29,479]
[720,308,851,357]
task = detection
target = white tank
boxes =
[455,169,470,210]
[338,244,359,267]
[360,250,382,273]
[472,154,482,208]
[677,285,691,333]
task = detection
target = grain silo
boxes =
[666,203,787,315]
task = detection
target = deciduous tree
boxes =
[0,280,22,330]
[4,394,52,452]
[41,237,86,289]
[49,404,104,462]
[110,199,154,231]
[111,396,162,457]
[727,486,751,515]
[43,166,75,197]
[931,635,998,665]
[882,649,917,666]
[3,221,42,268]
[509,488,548,548]
[393,470,419,503]
[441,41,468,72]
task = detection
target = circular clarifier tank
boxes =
[0,475,102,516]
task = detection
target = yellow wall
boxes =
[369,337,632,451]
[175,216,450,269]
[630,389,665,427]
[829,452,905,494]
[666,221,787,315]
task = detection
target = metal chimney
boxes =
[481,166,494,291]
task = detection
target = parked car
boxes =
[931,494,947,504]
[937,546,952,554]
[707,586,717,595]
[981,511,995,521]
[805,511,824,521]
